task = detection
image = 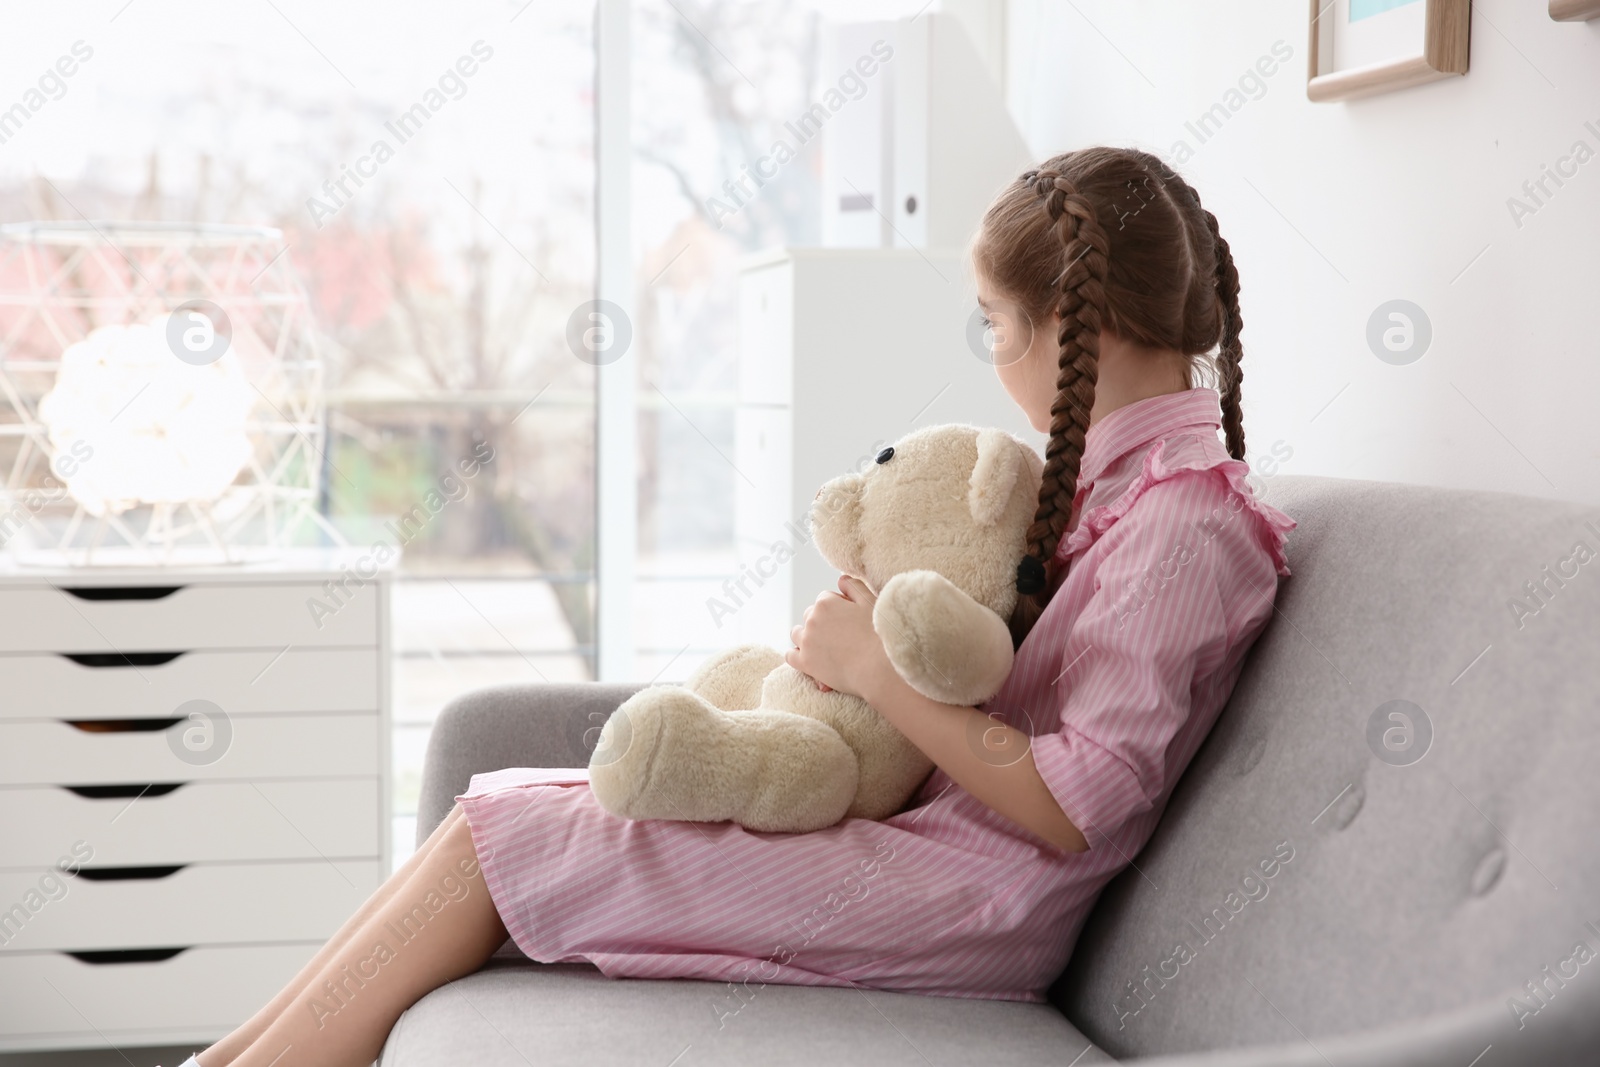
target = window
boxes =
[629,0,824,681]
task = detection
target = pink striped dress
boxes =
[457,387,1295,1004]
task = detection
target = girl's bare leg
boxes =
[225,808,508,1067]
[198,804,491,1067]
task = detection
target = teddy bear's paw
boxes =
[588,686,727,823]
[588,683,860,833]
[875,569,1015,706]
[739,713,860,833]
[684,644,786,711]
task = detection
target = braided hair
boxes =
[972,147,1247,647]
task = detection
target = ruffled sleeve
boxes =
[1058,433,1294,577]
[1031,438,1294,851]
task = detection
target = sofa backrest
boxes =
[1051,475,1600,1059]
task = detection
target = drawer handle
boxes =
[57,585,183,601]
[64,783,186,799]
[65,717,184,734]
[67,947,189,965]
[63,651,187,668]
[76,865,187,882]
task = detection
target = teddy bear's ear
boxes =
[968,428,1023,526]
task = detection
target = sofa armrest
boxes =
[415,681,649,847]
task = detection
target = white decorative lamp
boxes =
[38,316,256,518]
[0,221,337,565]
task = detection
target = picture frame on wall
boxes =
[1306,0,1471,102]
[1549,0,1600,21]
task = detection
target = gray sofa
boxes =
[382,475,1600,1065]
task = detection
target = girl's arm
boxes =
[786,574,1087,853]
[857,665,1090,853]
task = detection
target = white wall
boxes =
[1005,0,1600,504]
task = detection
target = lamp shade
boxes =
[37,314,256,517]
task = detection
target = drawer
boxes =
[0,714,379,785]
[0,779,380,867]
[0,582,378,652]
[0,942,319,1048]
[0,859,383,953]
[0,648,380,721]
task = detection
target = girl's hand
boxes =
[789,578,1086,851]
[785,575,896,700]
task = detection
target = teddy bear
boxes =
[587,423,1045,834]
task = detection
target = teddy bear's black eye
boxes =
[875,447,894,464]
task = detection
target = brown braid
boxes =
[1006,169,1111,648]
[1135,151,1247,461]
[1203,208,1245,461]
[973,147,1246,646]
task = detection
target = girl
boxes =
[177,145,1294,1067]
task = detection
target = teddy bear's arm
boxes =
[871,569,1015,707]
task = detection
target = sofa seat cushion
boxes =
[381,959,1114,1066]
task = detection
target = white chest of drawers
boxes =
[0,553,393,1053]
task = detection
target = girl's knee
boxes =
[435,806,484,868]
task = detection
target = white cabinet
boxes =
[731,247,1043,649]
[736,258,795,406]
[0,554,392,1053]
